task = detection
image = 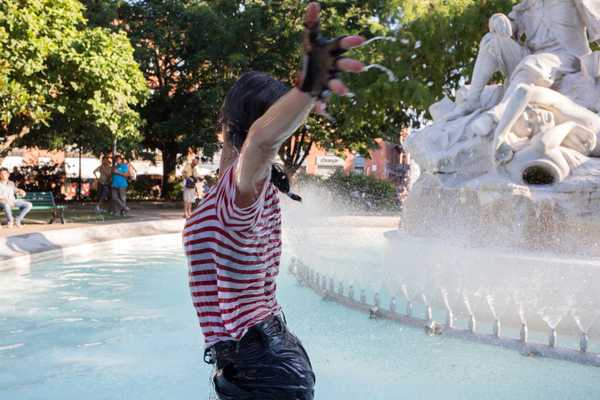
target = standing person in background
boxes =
[111,155,130,217]
[0,168,32,227]
[125,159,137,181]
[183,3,365,399]
[93,156,112,213]
[182,156,201,218]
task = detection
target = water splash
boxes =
[421,293,429,306]
[362,64,398,82]
[486,294,498,320]
[572,311,600,333]
[350,36,397,49]
[573,314,586,334]
[401,284,410,301]
[538,307,565,329]
[517,304,527,325]
[462,292,473,315]
[440,288,451,310]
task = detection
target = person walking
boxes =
[182,156,201,218]
[93,156,112,213]
[0,167,32,227]
[111,155,130,216]
[183,3,364,399]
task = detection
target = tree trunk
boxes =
[0,124,30,156]
[161,145,178,200]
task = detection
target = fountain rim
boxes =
[384,229,600,269]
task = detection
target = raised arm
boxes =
[235,90,315,203]
[234,2,364,207]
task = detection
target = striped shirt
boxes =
[183,162,282,347]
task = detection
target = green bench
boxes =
[12,191,66,224]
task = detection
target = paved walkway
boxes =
[0,202,184,238]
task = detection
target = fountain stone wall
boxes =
[402,173,600,257]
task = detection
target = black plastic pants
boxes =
[207,316,315,400]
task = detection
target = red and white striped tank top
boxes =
[183,162,282,347]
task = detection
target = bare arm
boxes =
[234,2,364,207]
[235,89,315,205]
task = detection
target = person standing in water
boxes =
[182,3,365,399]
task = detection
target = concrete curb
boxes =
[0,219,184,271]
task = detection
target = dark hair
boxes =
[221,71,301,201]
[0,167,8,173]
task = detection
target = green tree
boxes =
[0,0,147,156]
[111,0,226,198]
[84,0,406,186]
[231,0,405,175]
[83,0,520,187]
[276,0,519,173]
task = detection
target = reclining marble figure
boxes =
[406,0,600,186]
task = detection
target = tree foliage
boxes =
[328,0,518,152]
[80,0,520,185]
[0,0,147,155]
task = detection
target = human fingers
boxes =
[314,101,327,114]
[339,35,366,50]
[336,58,364,73]
[328,79,349,96]
[304,2,320,30]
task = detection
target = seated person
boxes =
[0,167,32,227]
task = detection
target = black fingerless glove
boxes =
[298,21,348,99]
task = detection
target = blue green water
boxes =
[0,234,599,399]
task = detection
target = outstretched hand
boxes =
[298,2,364,99]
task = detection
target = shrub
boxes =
[9,163,66,202]
[295,170,400,213]
[128,175,163,200]
[168,180,184,201]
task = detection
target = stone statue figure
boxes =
[446,0,600,122]
[492,51,600,184]
[406,1,600,187]
[497,105,593,184]
[493,83,600,163]
[401,0,600,255]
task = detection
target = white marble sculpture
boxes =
[406,0,600,188]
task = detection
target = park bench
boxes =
[11,192,66,224]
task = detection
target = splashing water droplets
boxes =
[440,289,451,310]
[517,304,527,325]
[401,284,410,301]
[462,292,473,315]
[353,36,397,48]
[362,64,397,82]
[486,294,498,320]
[346,36,399,83]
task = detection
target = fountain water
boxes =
[362,64,397,82]
[284,2,600,368]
